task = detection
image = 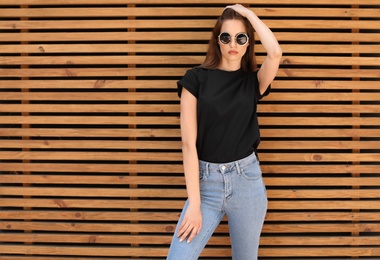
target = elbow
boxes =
[181,140,197,154]
[270,46,282,60]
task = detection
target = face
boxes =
[218,19,249,68]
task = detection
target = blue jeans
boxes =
[167,152,268,260]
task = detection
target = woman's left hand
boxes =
[225,4,252,18]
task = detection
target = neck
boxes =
[218,60,241,71]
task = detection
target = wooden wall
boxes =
[0,0,379,259]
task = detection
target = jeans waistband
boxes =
[199,152,258,174]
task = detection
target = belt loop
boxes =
[206,162,210,177]
[235,161,241,175]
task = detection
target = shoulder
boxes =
[187,66,209,76]
[181,66,210,85]
[177,66,209,98]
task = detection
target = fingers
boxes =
[186,226,200,243]
[225,4,249,17]
[176,204,202,243]
[225,4,243,10]
[177,220,201,243]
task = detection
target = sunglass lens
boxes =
[219,33,231,44]
[237,34,248,45]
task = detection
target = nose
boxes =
[229,38,237,47]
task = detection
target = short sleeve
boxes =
[177,67,200,98]
[253,70,271,100]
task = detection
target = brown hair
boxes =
[201,8,257,72]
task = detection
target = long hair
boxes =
[201,8,257,72]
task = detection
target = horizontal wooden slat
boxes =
[1,221,379,233]
[261,129,380,138]
[1,19,379,30]
[2,92,379,101]
[0,255,163,260]
[1,140,378,150]
[0,128,379,138]
[0,104,179,113]
[1,176,379,186]
[1,56,379,66]
[259,247,380,257]
[1,233,380,247]
[3,116,379,126]
[0,92,177,101]
[0,128,181,138]
[0,174,187,184]
[0,32,378,42]
[0,80,177,89]
[0,211,181,221]
[265,212,380,221]
[0,244,379,258]
[0,234,174,245]
[1,151,379,162]
[1,68,378,78]
[265,177,380,186]
[1,44,378,54]
[1,211,379,222]
[0,116,180,125]
[1,221,176,233]
[0,0,378,5]
[2,164,379,175]
[0,7,378,18]
[1,80,378,90]
[0,198,185,209]
[0,140,181,149]
[1,104,379,113]
[259,105,380,113]
[1,187,379,199]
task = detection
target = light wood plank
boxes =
[0,32,378,42]
[1,55,379,66]
[1,210,379,221]
[1,151,379,162]
[1,187,379,199]
[2,175,380,187]
[0,128,181,138]
[4,234,378,246]
[1,140,378,150]
[0,128,378,138]
[0,8,378,18]
[0,19,378,29]
[1,80,379,90]
[0,68,378,78]
[1,116,379,126]
[0,140,182,149]
[0,0,378,5]
[2,104,380,114]
[2,92,380,102]
[0,116,180,125]
[2,221,379,234]
[1,164,379,175]
[1,44,378,54]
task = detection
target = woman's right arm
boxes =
[177,87,202,244]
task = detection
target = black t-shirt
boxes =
[177,66,270,163]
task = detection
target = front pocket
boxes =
[241,161,262,180]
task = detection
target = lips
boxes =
[228,50,238,55]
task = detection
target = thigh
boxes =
[226,161,268,259]
[167,199,225,260]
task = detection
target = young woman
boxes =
[167,4,282,260]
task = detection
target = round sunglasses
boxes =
[218,32,249,46]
